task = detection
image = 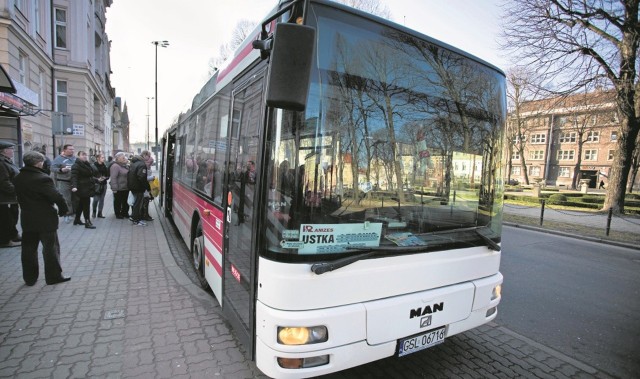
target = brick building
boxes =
[507,90,639,190]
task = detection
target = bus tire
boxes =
[192,224,210,291]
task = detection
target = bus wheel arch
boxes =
[191,215,210,291]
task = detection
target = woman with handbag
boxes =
[70,151,97,229]
[92,153,109,218]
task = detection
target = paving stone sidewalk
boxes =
[0,194,614,378]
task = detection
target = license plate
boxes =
[397,326,446,357]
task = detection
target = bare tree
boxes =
[500,0,640,213]
[208,19,257,76]
[506,68,546,185]
[629,133,640,192]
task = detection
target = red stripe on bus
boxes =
[217,40,256,83]
[205,249,222,276]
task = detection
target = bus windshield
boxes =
[263,3,506,260]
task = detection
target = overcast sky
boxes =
[106,0,506,144]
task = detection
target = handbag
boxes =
[150,177,160,197]
[93,182,104,196]
[127,192,135,206]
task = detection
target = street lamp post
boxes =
[145,96,154,151]
[152,40,169,160]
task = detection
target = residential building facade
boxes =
[0,0,119,164]
[508,90,639,190]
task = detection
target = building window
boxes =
[586,131,600,142]
[512,151,520,160]
[608,150,615,160]
[15,0,25,13]
[559,167,571,177]
[18,52,27,84]
[56,80,67,112]
[559,132,576,143]
[584,149,598,161]
[557,150,575,160]
[513,135,526,144]
[55,8,67,49]
[610,131,618,142]
[529,150,544,160]
[529,166,541,176]
[34,0,41,34]
[530,133,546,144]
[511,166,521,175]
[39,70,45,107]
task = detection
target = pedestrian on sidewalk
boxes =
[92,153,109,218]
[70,151,97,229]
[13,151,71,285]
[127,154,151,226]
[0,140,21,248]
[31,145,51,175]
[141,150,154,221]
[51,144,76,223]
[109,152,130,219]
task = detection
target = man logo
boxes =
[420,316,432,328]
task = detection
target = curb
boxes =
[487,322,608,377]
[503,222,640,251]
[151,199,214,305]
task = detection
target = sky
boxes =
[106,0,507,144]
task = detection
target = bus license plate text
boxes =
[397,327,446,357]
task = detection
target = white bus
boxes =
[160,0,505,377]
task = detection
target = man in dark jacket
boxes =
[0,140,20,248]
[13,151,71,285]
[127,154,151,226]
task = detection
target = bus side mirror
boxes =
[265,23,315,112]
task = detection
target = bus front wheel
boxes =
[192,224,210,291]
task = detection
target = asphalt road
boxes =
[497,225,640,379]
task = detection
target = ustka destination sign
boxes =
[298,222,383,254]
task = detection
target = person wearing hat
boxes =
[0,140,21,248]
[13,151,70,285]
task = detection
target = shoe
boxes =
[25,281,36,286]
[12,235,22,242]
[64,216,71,224]
[73,220,85,225]
[134,220,147,226]
[143,216,154,221]
[0,241,21,248]
[97,213,105,218]
[85,223,96,229]
[46,276,71,285]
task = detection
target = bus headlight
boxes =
[491,284,502,300]
[277,326,328,345]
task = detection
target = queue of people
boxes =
[0,140,157,286]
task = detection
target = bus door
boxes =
[223,73,265,356]
[163,131,176,216]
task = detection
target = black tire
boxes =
[192,224,210,290]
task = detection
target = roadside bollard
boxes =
[540,199,545,226]
[606,207,613,236]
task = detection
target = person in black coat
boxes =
[70,151,98,229]
[127,154,151,225]
[13,151,71,285]
[91,153,109,218]
[0,140,20,247]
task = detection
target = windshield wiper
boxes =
[474,228,501,251]
[310,245,427,275]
